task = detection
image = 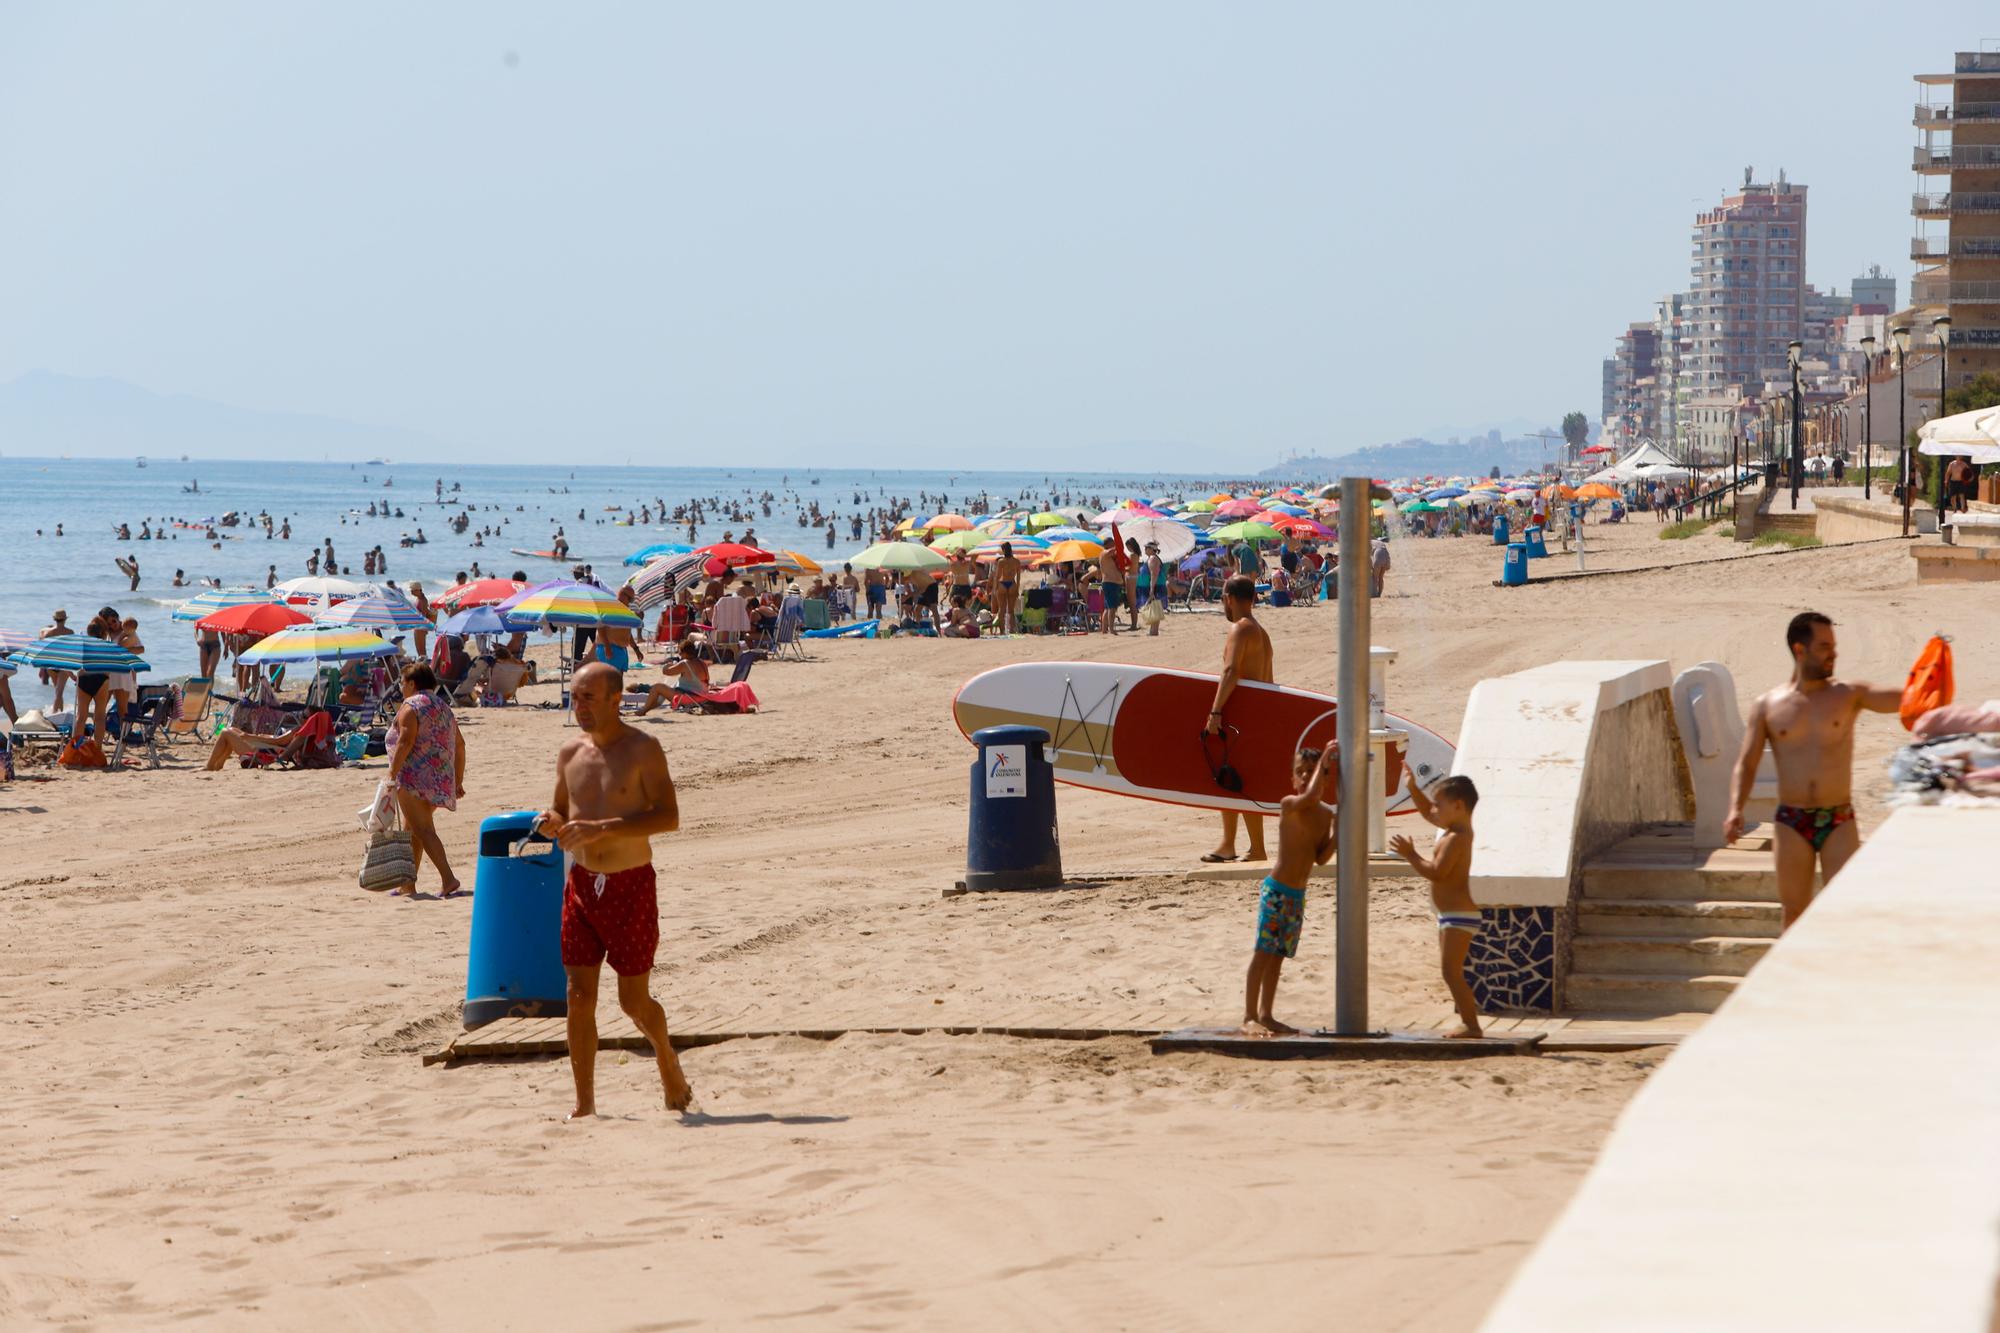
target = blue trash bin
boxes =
[966,725,1063,890]
[464,810,569,1029]
[1502,543,1529,586]
[1492,513,1509,546]
[1524,525,1549,559]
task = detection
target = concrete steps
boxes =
[1566,973,1744,1015]
[1569,824,1790,1017]
[1578,898,1784,938]
[1572,934,1772,978]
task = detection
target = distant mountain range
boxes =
[0,371,448,461]
[1259,427,1598,481]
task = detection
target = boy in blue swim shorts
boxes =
[1242,745,1337,1037]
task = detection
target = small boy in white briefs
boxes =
[1390,774,1484,1038]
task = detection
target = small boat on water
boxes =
[136,457,148,468]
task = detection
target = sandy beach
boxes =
[0,518,1972,1330]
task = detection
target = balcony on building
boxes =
[1919,53,2000,84]
[1912,277,2000,306]
[1913,192,2000,217]
[1915,101,2000,126]
[1913,145,2000,172]
[1911,235,2000,262]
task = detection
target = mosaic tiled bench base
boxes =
[1465,906,1556,1014]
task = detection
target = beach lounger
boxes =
[164,676,216,745]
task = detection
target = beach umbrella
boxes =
[1111,516,1199,561]
[970,534,1051,561]
[697,542,775,576]
[624,551,709,611]
[846,541,950,573]
[0,628,33,653]
[1042,539,1106,563]
[0,659,13,676]
[436,577,530,611]
[1207,492,1235,504]
[1208,520,1282,543]
[238,624,397,665]
[622,542,694,566]
[1271,515,1334,539]
[1542,483,1580,501]
[925,513,974,532]
[777,550,824,576]
[1215,498,1262,518]
[1027,509,1090,530]
[437,605,511,636]
[194,602,311,636]
[501,582,642,629]
[313,594,435,632]
[974,516,1018,536]
[273,575,369,605]
[1580,444,1613,455]
[1262,502,1310,516]
[1181,500,1218,513]
[1576,483,1620,500]
[929,529,989,553]
[1033,526,1097,543]
[7,634,150,674]
[1426,486,1468,500]
[1401,500,1443,514]
[172,586,281,622]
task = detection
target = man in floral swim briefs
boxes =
[539,661,694,1119]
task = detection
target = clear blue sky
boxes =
[1,2,1992,468]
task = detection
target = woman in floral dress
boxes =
[386,661,467,897]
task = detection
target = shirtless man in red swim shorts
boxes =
[1723,612,1901,932]
[539,661,694,1118]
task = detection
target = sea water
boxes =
[0,455,1239,709]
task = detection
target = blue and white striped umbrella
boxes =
[313,594,434,632]
[172,587,280,622]
[7,634,150,673]
[623,542,695,567]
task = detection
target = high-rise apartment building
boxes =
[1604,322,1659,442]
[1686,170,1808,397]
[1651,293,1692,455]
[1914,49,2000,388]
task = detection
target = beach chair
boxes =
[303,666,340,710]
[671,650,764,715]
[1019,606,1047,633]
[801,599,830,632]
[1047,585,1071,632]
[772,615,807,662]
[109,688,171,768]
[165,676,216,746]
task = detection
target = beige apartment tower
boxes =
[1914,49,2000,388]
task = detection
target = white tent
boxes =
[1586,440,1685,484]
[1916,405,2000,464]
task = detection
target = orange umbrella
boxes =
[1576,483,1619,500]
[1541,483,1579,500]
[1044,539,1105,563]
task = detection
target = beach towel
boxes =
[1900,635,1954,731]
[1912,700,2000,740]
[803,619,879,639]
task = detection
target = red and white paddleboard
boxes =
[952,662,1454,816]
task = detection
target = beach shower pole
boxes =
[1334,476,1373,1036]
[1894,325,1912,537]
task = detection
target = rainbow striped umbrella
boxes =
[172,586,281,622]
[0,628,35,652]
[500,581,641,629]
[313,594,435,632]
[238,624,398,665]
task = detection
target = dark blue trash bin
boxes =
[1502,543,1529,586]
[1492,513,1509,546]
[1524,525,1549,559]
[966,725,1063,890]
[464,810,569,1028]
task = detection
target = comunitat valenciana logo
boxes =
[990,753,1014,776]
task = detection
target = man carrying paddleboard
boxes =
[1202,575,1273,863]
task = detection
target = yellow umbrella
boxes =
[1044,539,1105,563]
[779,549,824,575]
[1208,493,1234,504]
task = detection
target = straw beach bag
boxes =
[357,785,416,892]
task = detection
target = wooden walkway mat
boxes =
[426,1009,1687,1065]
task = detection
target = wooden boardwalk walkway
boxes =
[426,1007,1696,1066]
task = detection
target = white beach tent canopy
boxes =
[1916,404,2000,464]
[1585,440,1686,484]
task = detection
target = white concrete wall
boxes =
[1452,661,1675,907]
[1481,807,2000,1333]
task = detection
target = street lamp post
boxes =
[1788,340,1804,509]
[1893,324,1912,537]
[1934,315,1953,513]
[1860,333,1876,499]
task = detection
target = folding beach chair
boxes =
[772,615,807,662]
[1047,585,1070,632]
[164,676,216,746]
[801,599,830,632]
[110,687,171,769]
